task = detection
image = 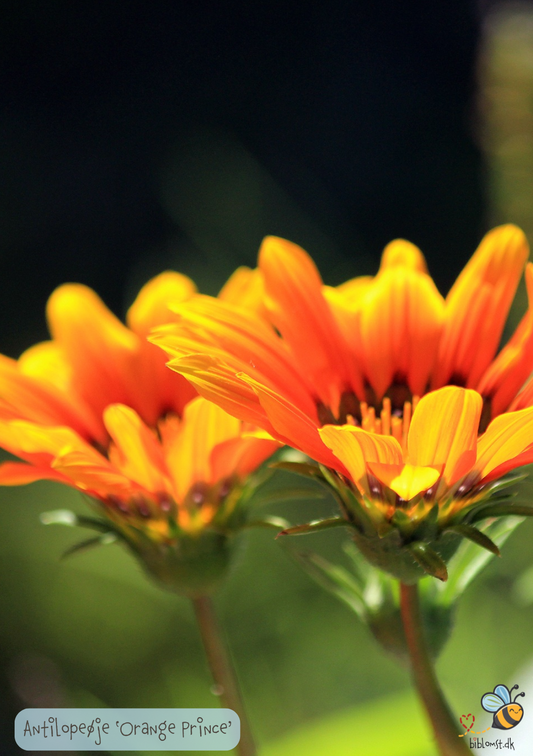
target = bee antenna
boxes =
[514,692,526,702]
[510,684,519,692]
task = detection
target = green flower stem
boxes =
[192,595,256,756]
[399,583,471,756]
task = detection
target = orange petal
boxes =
[510,375,533,412]
[379,239,428,273]
[319,424,402,493]
[322,286,367,372]
[259,236,360,411]
[52,449,142,497]
[161,397,242,500]
[19,341,72,393]
[0,418,92,464]
[368,462,441,500]
[433,225,529,389]
[475,405,533,482]
[218,266,267,318]
[333,276,374,302]
[104,404,168,492]
[126,271,197,336]
[359,266,444,398]
[241,375,341,469]
[0,461,70,486]
[407,386,482,485]
[153,295,319,417]
[477,263,533,416]
[47,284,139,418]
[478,443,533,484]
[0,353,105,444]
[164,353,276,432]
[210,436,279,482]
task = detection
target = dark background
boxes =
[0,1,484,356]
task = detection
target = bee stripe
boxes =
[497,708,519,728]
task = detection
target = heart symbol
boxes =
[460,713,475,733]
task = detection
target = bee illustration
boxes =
[481,684,525,730]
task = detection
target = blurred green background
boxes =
[3,1,533,755]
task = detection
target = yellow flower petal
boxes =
[359,266,444,398]
[210,436,279,482]
[161,295,319,414]
[319,424,402,493]
[218,266,267,317]
[47,284,139,417]
[433,224,529,389]
[104,404,168,492]
[475,405,533,481]
[52,449,141,497]
[379,239,428,273]
[161,396,241,501]
[126,271,197,336]
[164,353,277,432]
[477,263,533,417]
[333,276,374,302]
[407,386,482,485]
[368,462,440,500]
[259,235,358,411]
[18,341,72,393]
[0,354,104,443]
[241,374,339,468]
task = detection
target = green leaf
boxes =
[431,517,523,606]
[444,524,500,556]
[277,516,348,538]
[291,550,366,619]
[469,503,533,522]
[483,472,528,494]
[406,542,448,582]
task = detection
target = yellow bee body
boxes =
[482,684,525,731]
[492,703,524,730]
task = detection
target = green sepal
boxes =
[341,490,380,536]
[277,516,348,538]
[269,461,325,479]
[406,542,448,582]
[40,509,118,535]
[377,521,394,538]
[61,533,117,559]
[411,503,440,541]
[243,516,291,531]
[468,503,533,522]
[391,509,412,535]
[444,524,500,556]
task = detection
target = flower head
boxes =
[152,226,533,581]
[0,273,278,595]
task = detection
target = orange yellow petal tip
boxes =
[379,239,428,273]
[126,271,197,335]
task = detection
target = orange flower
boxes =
[152,227,533,581]
[0,273,278,594]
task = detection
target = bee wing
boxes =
[482,693,504,712]
[494,685,511,704]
